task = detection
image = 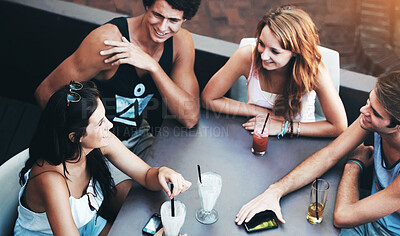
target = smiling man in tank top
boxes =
[34,0,201,221]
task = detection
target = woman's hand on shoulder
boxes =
[158,167,192,199]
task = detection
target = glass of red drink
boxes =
[251,114,270,156]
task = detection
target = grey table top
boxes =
[109,110,343,236]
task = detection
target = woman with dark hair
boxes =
[14,81,191,235]
[202,5,347,138]
[35,0,202,214]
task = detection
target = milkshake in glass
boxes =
[160,200,186,236]
[196,172,222,224]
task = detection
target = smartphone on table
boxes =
[243,210,279,233]
[142,213,163,235]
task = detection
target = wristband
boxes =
[348,158,365,169]
[347,159,364,172]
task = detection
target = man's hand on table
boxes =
[158,167,192,199]
[235,187,286,225]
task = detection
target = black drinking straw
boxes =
[170,184,175,217]
[197,165,202,184]
[261,113,270,134]
[315,178,319,220]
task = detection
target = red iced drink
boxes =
[251,114,270,156]
[252,132,269,156]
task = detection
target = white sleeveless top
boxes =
[14,170,104,235]
[246,58,316,122]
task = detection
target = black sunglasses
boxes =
[67,80,83,106]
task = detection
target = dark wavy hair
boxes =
[254,5,321,121]
[142,0,201,20]
[20,81,115,207]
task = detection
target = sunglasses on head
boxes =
[67,80,83,106]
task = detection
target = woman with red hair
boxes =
[202,5,347,138]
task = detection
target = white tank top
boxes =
[14,170,104,235]
[246,58,316,122]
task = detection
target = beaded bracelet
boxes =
[297,121,301,138]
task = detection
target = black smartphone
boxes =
[142,213,162,235]
[243,210,279,233]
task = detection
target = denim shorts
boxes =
[78,216,107,236]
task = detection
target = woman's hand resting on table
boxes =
[242,117,283,136]
[235,187,286,225]
[158,167,192,199]
[155,228,187,236]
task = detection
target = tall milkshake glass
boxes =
[160,200,186,236]
[195,172,222,224]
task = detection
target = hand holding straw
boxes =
[261,113,270,134]
[197,165,202,184]
[170,184,175,217]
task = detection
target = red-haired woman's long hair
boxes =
[253,5,321,120]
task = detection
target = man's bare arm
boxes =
[149,29,199,128]
[334,166,400,228]
[236,116,368,225]
[34,24,121,108]
[271,116,368,197]
[334,143,400,228]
